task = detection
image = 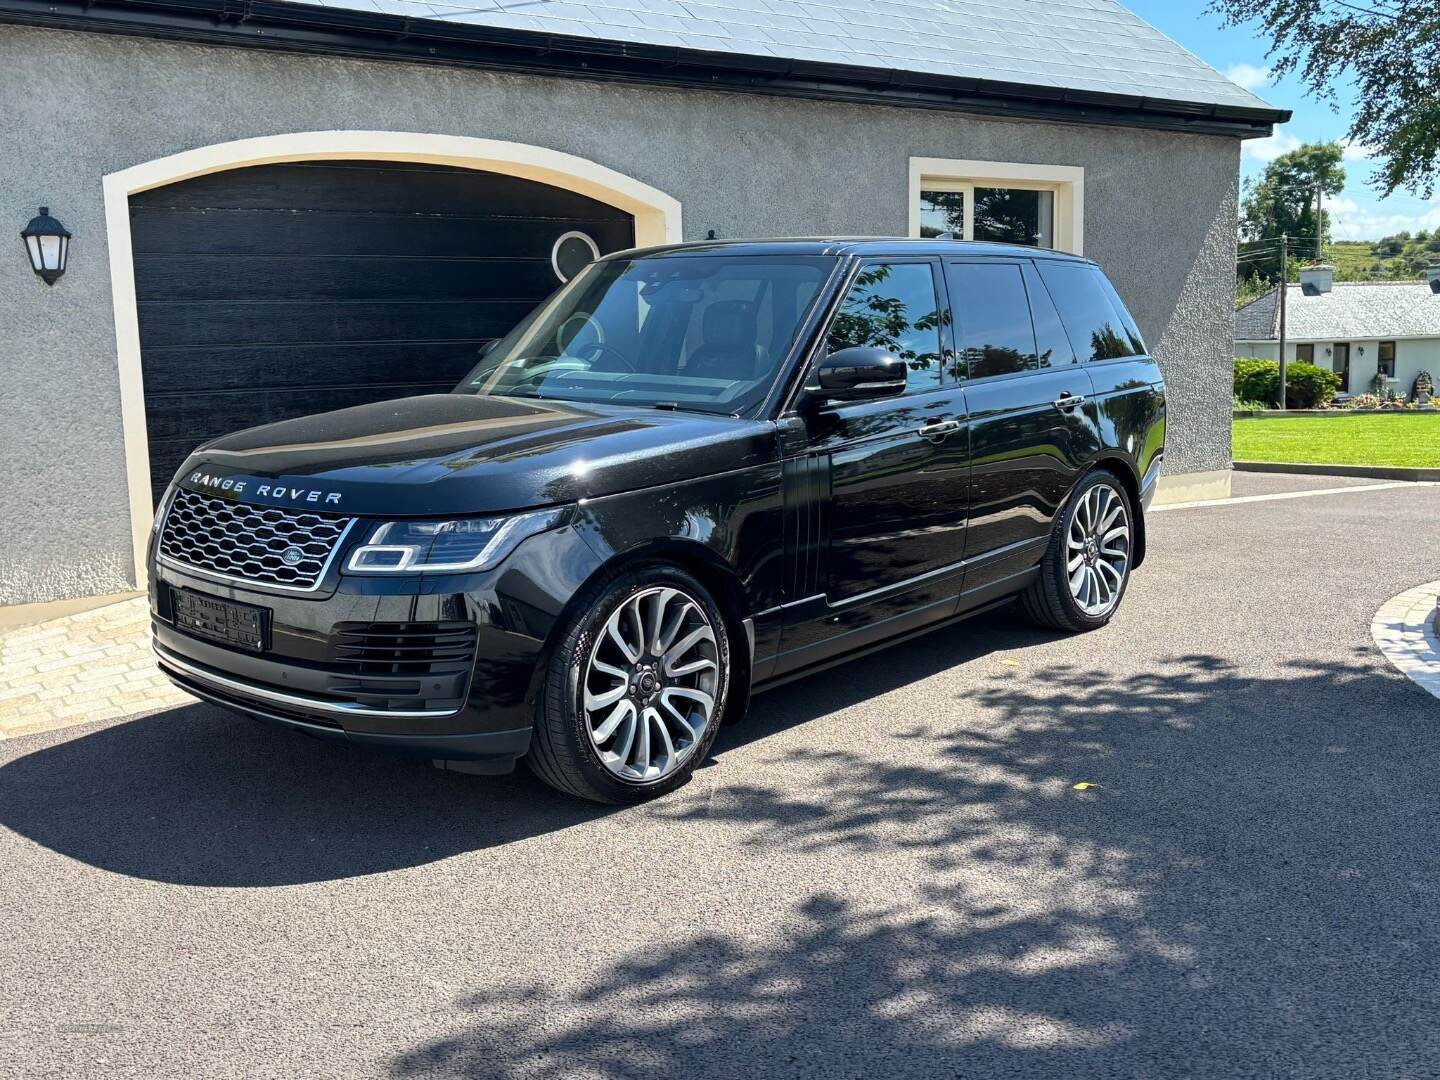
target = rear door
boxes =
[946,257,1100,602]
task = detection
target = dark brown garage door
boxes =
[131,160,635,502]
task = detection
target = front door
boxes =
[948,257,1101,601]
[774,258,970,670]
[1333,343,1351,394]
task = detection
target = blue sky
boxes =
[1122,1,1440,241]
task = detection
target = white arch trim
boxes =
[104,131,684,586]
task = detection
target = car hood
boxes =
[177,394,778,517]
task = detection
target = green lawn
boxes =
[1233,413,1440,468]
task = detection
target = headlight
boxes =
[345,508,564,574]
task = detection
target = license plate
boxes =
[172,589,268,652]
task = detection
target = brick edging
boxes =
[1371,580,1440,702]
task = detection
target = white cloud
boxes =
[1224,63,1272,92]
[1342,142,1376,162]
[1326,194,1440,240]
[1243,129,1302,164]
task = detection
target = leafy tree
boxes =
[1236,270,1272,310]
[1238,141,1346,280]
[1211,0,1440,198]
[828,265,943,372]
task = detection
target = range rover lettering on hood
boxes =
[188,471,343,507]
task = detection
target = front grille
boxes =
[159,488,353,591]
[330,622,479,676]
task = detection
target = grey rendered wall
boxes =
[0,24,1239,605]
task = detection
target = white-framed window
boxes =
[1378,340,1396,379]
[908,158,1084,254]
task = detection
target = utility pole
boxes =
[1315,186,1324,261]
[1278,233,1289,409]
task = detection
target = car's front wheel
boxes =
[527,564,731,804]
[1020,469,1134,632]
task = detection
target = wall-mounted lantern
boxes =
[21,207,70,285]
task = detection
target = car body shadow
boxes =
[0,610,1047,887]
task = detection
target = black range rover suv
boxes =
[149,239,1165,804]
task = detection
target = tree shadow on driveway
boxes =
[385,640,1440,1078]
[0,612,1046,888]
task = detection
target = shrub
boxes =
[1233,358,1341,409]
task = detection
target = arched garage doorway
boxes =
[105,132,683,583]
[131,160,635,502]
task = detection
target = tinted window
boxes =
[1023,262,1076,366]
[827,262,944,393]
[1295,343,1315,364]
[1038,262,1140,362]
[1096,273,1147,355]
[946,262,1040,379]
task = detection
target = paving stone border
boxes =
[0,597,190,740]
[1371,580,1440,702]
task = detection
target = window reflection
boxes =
[946,262,1041,379]
[919,190,964,238]
[827,263,944,393]
[1037,262,1142,363]
[974,188,1054,248]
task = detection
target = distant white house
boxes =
[1234,265,1440,397]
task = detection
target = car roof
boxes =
[612,237,1094,263]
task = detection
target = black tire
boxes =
[1019,469,1135,632]
[526,563,733,804]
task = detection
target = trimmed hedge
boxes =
[1234,358,1341,409]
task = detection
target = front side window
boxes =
[919,184,1055,248]
[945,262,1041,379]
[826,262,945,393]
[1037,262,1141,363]
[459,255,831,415]
[1379,340,1396,378]
[1295,343,1315,364]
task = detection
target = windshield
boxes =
[456,254,834,414]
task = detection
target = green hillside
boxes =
[1325,233,1440,281]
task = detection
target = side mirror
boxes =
[809,346,907,403]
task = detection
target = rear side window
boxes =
[1022,262,1076,367]
[945,261,1040,379]
[827,261,945,393]
[1097,273,1147,356]
[1037,262,1144,362]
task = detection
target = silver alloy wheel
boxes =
[582,586,721,783]
[1066,482,1131,617]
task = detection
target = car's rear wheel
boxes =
[527,564,731,804]
[1020,469,1134,632]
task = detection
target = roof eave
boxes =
[0,0,1291,137]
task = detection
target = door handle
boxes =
[917,418,962,441]
[1052,392,1087,411]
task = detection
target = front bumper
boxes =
[148,521,603,767]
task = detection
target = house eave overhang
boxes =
[0,0,1292,138]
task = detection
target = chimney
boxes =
[1427,266,1440,294]
[1300,264,1335,295]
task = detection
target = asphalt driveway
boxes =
[4,476,1440,1079]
